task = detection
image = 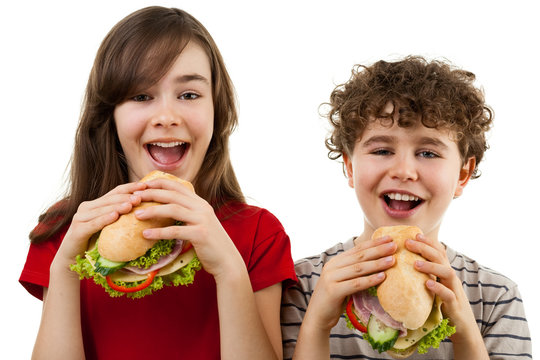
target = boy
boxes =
[281,57,531,359]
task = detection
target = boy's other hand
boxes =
[406,234,485,346]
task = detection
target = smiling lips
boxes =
[147,141,188,165]
[382,192,423,217]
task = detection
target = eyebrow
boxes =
[417,136,449,150]
[174,74,210,85]
[360,135,395,148]
[360,135,449,149]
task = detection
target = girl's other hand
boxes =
[304,236,397,332]
[133,178,243,280]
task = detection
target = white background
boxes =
[1,0,538,358]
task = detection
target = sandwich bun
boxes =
[98,170,194,262]
[374,225,435,330]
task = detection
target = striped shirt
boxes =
[281,238,532,359]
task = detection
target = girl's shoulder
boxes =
[216,201,284,229]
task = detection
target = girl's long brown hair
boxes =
[31,6,243,243]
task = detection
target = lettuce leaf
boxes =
[416,318,456,354]
[344,310,357,331]
[127,239,175,269]
[70,252,201,299]
[166,255,201,286]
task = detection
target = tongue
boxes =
[148,144,184,164]
[388,199,414,211]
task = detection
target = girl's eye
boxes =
[418,150,439,158]
[132,94,151,102]
[180,92,199,100]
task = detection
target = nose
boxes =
[150,98,181,128]
[388,154,418,182]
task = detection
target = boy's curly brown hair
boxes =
[325,56,493,179]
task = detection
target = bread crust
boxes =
[374,225,435,330]
[387,345,417,359]
[98,171,194,262]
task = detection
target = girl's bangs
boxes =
[124,34,190,99]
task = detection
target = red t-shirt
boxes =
[20,202,297,359]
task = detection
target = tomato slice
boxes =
[346,296,367,333]
[179,241,192,255]
[106,269,158,293]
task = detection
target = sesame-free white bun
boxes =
[97,171,194,262]
[374,225,435,330]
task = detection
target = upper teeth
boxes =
[386,193,419,201]
[150,141,185,148]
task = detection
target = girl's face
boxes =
[114,41,214,183]
[343,119,475,241]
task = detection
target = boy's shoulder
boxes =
[295,238,354,271]
[291,238,355,293]
[445,244,519,294]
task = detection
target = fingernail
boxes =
[376,272,385,279]
[133,190,143,195]
[135,209,144,217]
[130,195,139,202]
[416,260,424,267]
[142,229,152,237]
[426,279,436,288]
[383,256,393,264]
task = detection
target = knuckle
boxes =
[351,277,367,291]
[77,201,90,213]
[352,262,365,274]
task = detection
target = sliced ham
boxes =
[352,290,407,336]
[123,239,184,275]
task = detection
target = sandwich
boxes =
[344,225,455,358]
[70,170,201,299]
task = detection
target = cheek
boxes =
[425,165,460,198]
[114,107,145,147]
[190,106,214,145]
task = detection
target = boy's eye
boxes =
[132,94,151,102]
[180,92,199,100]
[418,150,439,158]
[371,149,392,156]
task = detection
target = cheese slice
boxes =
[393,296,443,350]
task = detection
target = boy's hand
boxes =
[304,236,397,332]
[406,234,488,358]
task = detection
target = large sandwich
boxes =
[71,170,201,299]
[344,225,455,358]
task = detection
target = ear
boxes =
[343,152,354,188]
[454,156,476,198]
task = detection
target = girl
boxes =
[20,6,296,360]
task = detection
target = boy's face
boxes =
[343,120,475,240]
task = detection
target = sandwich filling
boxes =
[346,289,456,354]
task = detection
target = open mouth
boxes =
[146,141,189,165]
[383,192,423,211]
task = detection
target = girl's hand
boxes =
[54,182,146,270]
[132,178,243,279]
[305,236,397,332]
[406,234,487,355]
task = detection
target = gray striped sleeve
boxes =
[447,247,532,359]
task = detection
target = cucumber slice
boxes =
[365,315,399,353]
[94,256,127,276]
